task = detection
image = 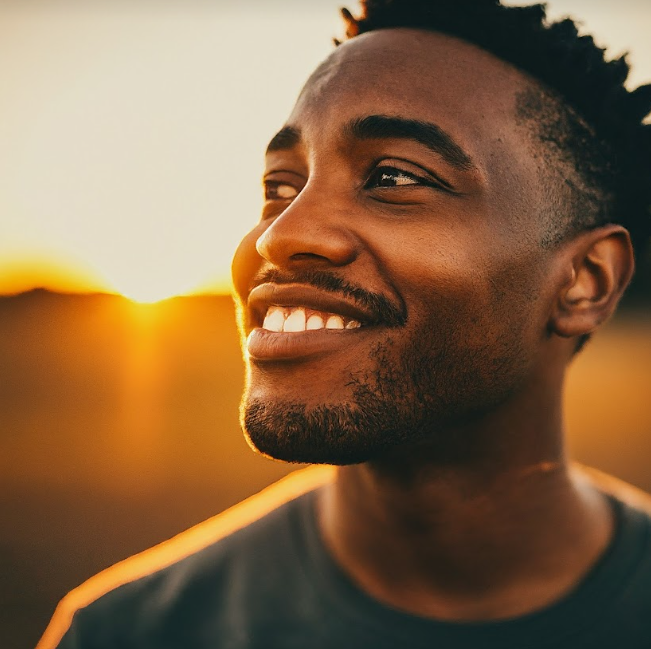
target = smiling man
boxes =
[39,1,651,648]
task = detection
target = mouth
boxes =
[247,283,377,331]
[245,282,380,361]
[262,306,362,332]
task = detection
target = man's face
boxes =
[232,29,560,465]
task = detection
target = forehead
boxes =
[288,28,538,168]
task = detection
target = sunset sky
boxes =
[1,0,649,303]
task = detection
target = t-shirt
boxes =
[39,468,651,649]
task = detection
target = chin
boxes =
[241,397,382,465]
[240,349,426,465]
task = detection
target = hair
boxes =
[336,0,651,264]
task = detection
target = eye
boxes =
[264,180,299,201]
[365,166,422,188]
[364,164,448,192]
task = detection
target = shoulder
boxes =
[571,462,651,516]
[36,465,335,649]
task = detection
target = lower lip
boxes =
[246,327,367,361]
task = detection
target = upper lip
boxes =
[247,283,377,329]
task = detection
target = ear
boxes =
[550,225,635,339]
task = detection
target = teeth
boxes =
[262,306,286,332]
[306,314,325,330]
[262,306,362,332]
[283,308,306,332]
[325,315,345,330]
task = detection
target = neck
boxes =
[317,374,614,621]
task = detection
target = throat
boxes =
[316,462,614,621]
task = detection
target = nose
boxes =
[255,183,359,269]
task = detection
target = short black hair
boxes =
[337,0,651,261]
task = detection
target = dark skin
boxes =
[232,29,635,620]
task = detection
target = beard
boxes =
[237,264,532,467]
[243,341,422,465]
[241,328,526,466]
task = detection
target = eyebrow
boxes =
[266,126,301,153]
[265,114,474,172]
[348,115,474,171]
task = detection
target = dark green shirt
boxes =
[55,489,651,649]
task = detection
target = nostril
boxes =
[290,252,331,262]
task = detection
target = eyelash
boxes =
[364,165,445,191]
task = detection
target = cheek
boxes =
[390,236,495,334]
[393,246,545,413]
[392,235,542,352]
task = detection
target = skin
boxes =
[231,29,634,620]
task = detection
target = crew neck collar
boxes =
[293,489,649,648]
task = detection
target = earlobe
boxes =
[551,225,635,339]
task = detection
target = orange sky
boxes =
[1,0,649,302]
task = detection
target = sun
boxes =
[120,288,173,304]
[107,273,230,304]
[109,277,193,304]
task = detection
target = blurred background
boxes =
[0,1,649,647]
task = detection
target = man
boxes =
[39,0,651,647]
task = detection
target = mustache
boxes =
[252,268,407,327]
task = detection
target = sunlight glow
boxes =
[0,252,109,295]
[110,278,201,305]
[106,266,234,303]
[120,290,175,306]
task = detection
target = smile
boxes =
[263,306,362,333]
[246,282,376,331]
[245,283,375,361]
